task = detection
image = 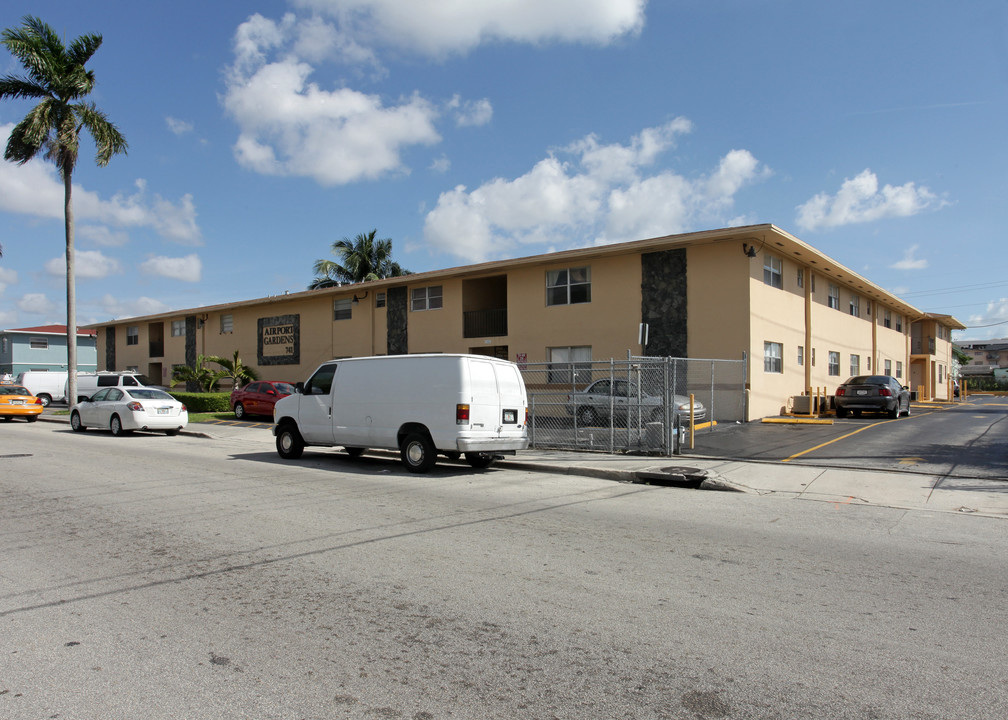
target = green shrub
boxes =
[170,391,231,413]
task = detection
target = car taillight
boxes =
[456,403,470,425]
[879,388,892,397]
[835,388,846,396]
[33,397,43,405]
[180,404,187,412]
[127,401,143,411]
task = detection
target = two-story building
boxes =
[83,224,963,420]
[0,325,97,378]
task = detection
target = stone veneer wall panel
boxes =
[641,249,687,358]
[386,286,408,355]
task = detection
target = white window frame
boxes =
[884,359,892,376]
[547,345,591,384]
[376,292,386,308]
[126,327,139,346]
[333,298,352,321]
[828,284,840,310]
[828,351,840,376]
[220,314,233,334]
[883,309,892,329]
[896,361,903,379]
[546,267,591,306]
[411,285,443,311]
[171,319,185,337]
[763,255,783,289]
[850,354,860,376]
[797,345,804,366]
[849,294,859,317]
[797,269,804,289]
[764,341,783,373]
[896,314,903,332]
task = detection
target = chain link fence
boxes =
[521,355,746,455]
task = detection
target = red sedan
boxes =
[230,381,295,419]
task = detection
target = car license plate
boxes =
[856,390,868,395]
[157,407,170,415]
[502,409,517,423]
[10,399,24,405]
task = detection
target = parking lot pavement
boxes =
[38,409,1008,519]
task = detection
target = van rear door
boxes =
[467,359,525,439]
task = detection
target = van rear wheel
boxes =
[465,452,494,469]
[276,423,305,459]
[401,432,436,473]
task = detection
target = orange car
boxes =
[0,383,44,422]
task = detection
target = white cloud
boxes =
[890,244,928,271]
[94,294,171,321]
[45,249,122,279]
[423,121,769,262]
[78,224,130,247]
[449,95,493,127]
[292,0,647,56]
[140,254,203,282]
[0,127,203,245]
[795,169,943,231]
[17,292,61,316]
[166,117,194,135]
[0,266,17,293]
[429,154,451,173]
[224,24,441,185]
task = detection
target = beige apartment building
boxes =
[85,224,963,420]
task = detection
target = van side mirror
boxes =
[295,382,304,394]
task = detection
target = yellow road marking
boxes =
[782,410,928,462]
[898,457,923,465]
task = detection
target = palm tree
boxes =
[171,355,224,393]
[309,229,410,289]
[207,350,259,391]
[1,16,127,404]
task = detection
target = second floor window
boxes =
[546,267,591,306]
[849,294,859,317]
[411,285,443,311]
[763,255,783,289]
[333,298,352,321]
[883,309,892,329]
[828,284,839,310]
[126,327,139,346]
[221,314,233,334]
[171,319,185,337]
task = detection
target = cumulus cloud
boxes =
[45,250,122,279]
[449,95,493,127]
[0,128,203,245]
[0,266,17,293]
[795,169,944,232]
[224,17,442,185]
[94,293,172,321]
[423,120,770,262]
[78,225,130,247]
[291,0,647,56]
[17,292,61,316]
[890,244,928,271]
[166,117,194,135]
[140,254,203,282]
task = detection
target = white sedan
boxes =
[70,387,188,436]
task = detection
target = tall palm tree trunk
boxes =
[64,169,77,405]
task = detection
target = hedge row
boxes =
[169,391,231,413]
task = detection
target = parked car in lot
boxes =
[17,370,68,407]
[0,382,44,422]
[230,380,295,419]
[66,371,149,404]
[70,387,188,436]
[834,375,910,419]
[567,378,706,426]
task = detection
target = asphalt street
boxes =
[2,421,1007,719]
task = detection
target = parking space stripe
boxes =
[782,410,930,463]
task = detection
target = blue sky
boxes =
[1,0,1005,340]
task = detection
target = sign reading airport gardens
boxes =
[258,314,299,366]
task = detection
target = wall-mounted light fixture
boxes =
[352,290,369,304]
[742,243,758,258]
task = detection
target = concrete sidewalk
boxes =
[42,413,1008,519]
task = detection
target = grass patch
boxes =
[189,412,241,423]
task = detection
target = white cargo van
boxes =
[273,354,529,473]
[17,370,69,406]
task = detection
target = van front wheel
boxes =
[276,424,305,459]
[465,452,494,469]
[401,432,436,473]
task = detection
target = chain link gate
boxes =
[521,354,746,455]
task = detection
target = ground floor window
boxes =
[896,361,903,378]
[884,359,892,376]
[764,342,783,373]
[797,345,804,366]
[548,345,591,384]
[850,354,860,376]
[828,351,840,376]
